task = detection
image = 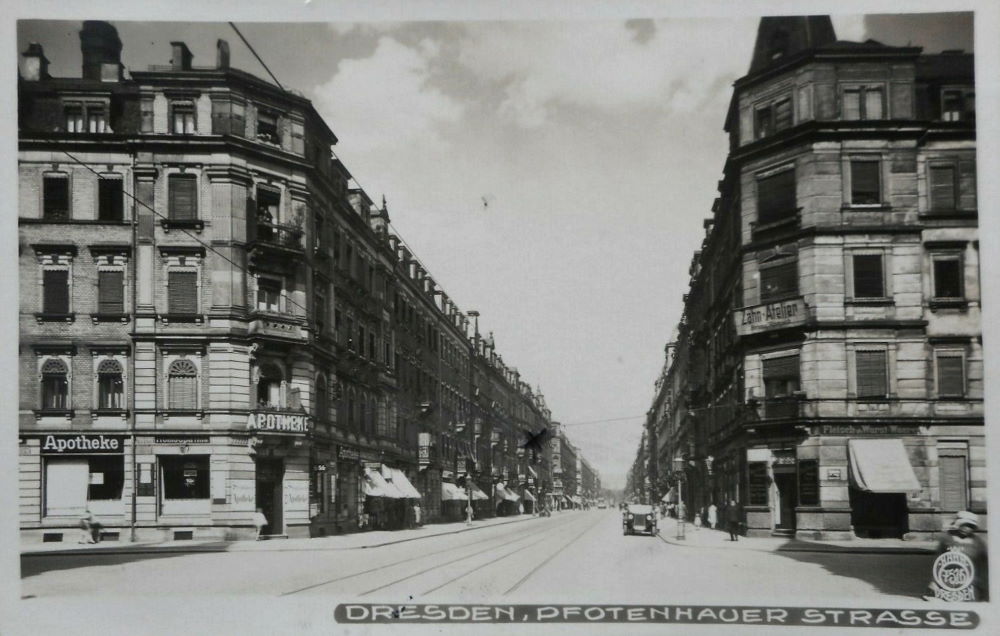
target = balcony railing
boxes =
[760,395,802,420]
[250,220,304,253]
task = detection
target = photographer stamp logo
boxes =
[932,548,976,601]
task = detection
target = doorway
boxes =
[849,488,908,538]
[773,471,797,531]
[255,458,284,535]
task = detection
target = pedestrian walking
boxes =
[252,508,267,540]
[694,512,702,530]
[79,509,97,544]
[726,499,741,541]
[708,503,718,530]
[413,502,422,527]
[925,511,988,601]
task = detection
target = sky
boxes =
[17,12,974,491]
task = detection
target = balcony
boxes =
[248,310,307,342]
[249,219,304,260]
[757,395,803,421]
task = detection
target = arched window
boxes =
[41,358,69,410]
[256,362,282,408]
[314,374,328,421]
[97,359,124,410]
[168,359,197,410]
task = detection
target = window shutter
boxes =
[169,375,197,409]
[168,175,197,220]
[763,355,800,379]
[929,165,956,211]
[98,270,125,313]
[936,356,965,397]
[939,455,968,511]
[43,177,70,219]
[843,90,861,120]
[98,178,124,221]
[43,269,69,313]
[856,351,887,397]
[852,254,884,298]
[211,99,231,135]
[850,161,880,204]
[168,271,198,314]
[760,260,798,303]
[774,99,792,131]
[757,170,796,224]
[864,88,884,120]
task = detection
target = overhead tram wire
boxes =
[228,22,284,91]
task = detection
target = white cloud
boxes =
[312,36,465,154]
[456,19,757,127]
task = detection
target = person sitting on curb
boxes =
[79,509,97,544]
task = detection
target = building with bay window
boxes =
[642,15,982,540]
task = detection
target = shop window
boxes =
[97,270,125,314]
[756,168,796,225]
[843,86,884,120]
[932,255,964,300]
[256,278,282,312]
[759,260,798,303]
[171,101,196,134]
[850,160,881,205]
[928,165,957,212]
[45,459,88,516]
[257,363,283,409]
[167,270,199,315]
[942,88,975,122]
[97,359,124,410]
[852,254,885,299]
[798,460,819,506]
[42,268,70,314]
[43,175,70,220]
[936,353,965,398]
[855,350,888,398]
[87,456,125,500]
[168,174,198,221]
[160,455,210,499]
[98,176,124,222]
[167,358,198,410]
[41,358,69,410]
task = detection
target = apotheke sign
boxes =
[41,434,124,454]
[246,412,311,434]
[735,298,808,336]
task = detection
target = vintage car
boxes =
[622,503,657,536]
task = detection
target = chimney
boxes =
[171,41,193,71]
[80,21,122,81]
[20,43,50,81]
[216,39,230,69]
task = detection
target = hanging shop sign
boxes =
[418,432,431,467]
[734,297,808,336]
[40,434,124,455]
[246,411,311,434]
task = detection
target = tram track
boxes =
[500,511,604,596]
[280,513,584,597]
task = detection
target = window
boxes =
[140,98,154,133]
[939,454,968,511]
[756,169,796,225]
[168,174,198,221]
[855,350,887,398]
[256,278,282,312]
[759,260,798,303]
[97,359,124,410]
[168,270,199,314]
[843,86,884,120]
[936,353,965,397]
[87,106,107,133]
[256,186,280,224]
[928,165,957,212]
[65,104,84,132]
[87,456,124,501]
[43,269,70,314]
[257,363,282,408]
[852,254,885,299]
[850,160,881,205]
[167,359,198,410]
[97,270,125,314]
[171,101,196,134]
[942,88,975,122]
[41,358,69,410]
[774,98,792,131]
[932,255,963,300]
[257,109,279,144]
[98,177,124,222]
[43,175,70,220]
[315,376,328,421]
[160,456,210,499]
[314,290,327,332]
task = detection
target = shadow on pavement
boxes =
[20,542,233,579]
[772,540,936,599]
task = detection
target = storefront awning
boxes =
[522,490,536,502]
[389,468,422,499]
[662,487,676,503]
[363,468,393,498]
[442,482,465,501]
[468,482,490,501]
[497,486,519,502]
[528,466,538,478]
[848,438,921,493]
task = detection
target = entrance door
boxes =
[849,488,908,538]
[255,458,284,535]
[773,471,797,531]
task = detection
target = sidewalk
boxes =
[656,516,935,554]
[21,512,553,557]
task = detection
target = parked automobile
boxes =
[623,504,657,536]
[597,499,608,509]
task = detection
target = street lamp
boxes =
[673,457,686,540]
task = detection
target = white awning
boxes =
[522,490,536,502]
[662,487,676,503]
[441,482,465,501]
[528,466,538,478]
[390,468,422,499]
[363,468,392,498]
[498,486,519,502]
[468,481,489,501]
[848,438,921,493]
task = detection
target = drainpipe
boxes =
[128,146,138,543]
